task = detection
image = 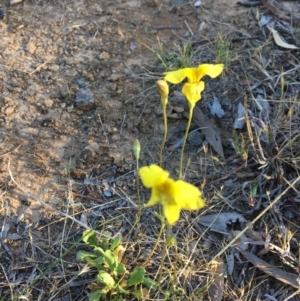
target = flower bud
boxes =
[156,80,169,106]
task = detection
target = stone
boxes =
[74,88,94,110]
[5,106,14,116]
[48,65,60,72]
[44,99,53,108]
[27,41,36,54]
[99,51,110,60]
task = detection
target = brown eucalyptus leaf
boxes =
[173,94,224,160]
[236,247,300,289]
[192,105,224,160]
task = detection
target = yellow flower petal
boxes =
[182,81,205,108]
[173,180,205,210]
[164,68,191,84]
[145,186,161,206]
[163,203,181,225]
[139,165,169,188]
[197,64,224,79]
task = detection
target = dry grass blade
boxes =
[236,247,300,289]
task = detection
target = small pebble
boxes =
[194,0,201,7]
[48,65,60,72]
[208,96,225,118]
[44,99,53,108]
[41,118,53,127]
[188,130,203,146]
[74,78,87,88]
[99,51,110,60]
[27,41,36,54]
[74,88,94,110]
[5,106,14,116]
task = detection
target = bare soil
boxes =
[1,0,300,300]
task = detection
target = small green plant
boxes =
[165,42,193,70]
[215,33,231,65]
[232,130,249,161]
[77,229,156,301]
[141,39,194,71]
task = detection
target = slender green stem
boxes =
[159,105,168,167]
[124,158,142,240]
[158,224,171,292]
[179,107,194,179]
[141,221,165,267]
[136,159,141,213]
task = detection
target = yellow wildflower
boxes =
[156,80,169,106]
[139,165,205,225]
[164,64,224,108]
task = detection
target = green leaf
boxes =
[82,229,98,247]
[115,284,129,295]
[131,290,143,298]
[96,270,115,288]
[95,256,105,266]
[142,277,158,289]
[116,263,126,275]
[85,257,104,270]
[99,238,109,251]
[88,289,102,301]
[103,250,118,272]
[126,267,145,287]
[76,250,97,261]
[110,236,121,251]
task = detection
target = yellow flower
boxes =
[156,80,169,106]
[164,64,224,108]
[139,165,205,225]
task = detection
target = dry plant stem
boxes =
[211,174,300,261]
[179,107,193,179]
[160,106,168,167]
[141,222,165,267]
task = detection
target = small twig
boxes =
[29,61,49,76]
[153,25,182,30]
[120,114,126,135]
[98,114,109,145]
[184,20,194,36]
[0,144,22,156]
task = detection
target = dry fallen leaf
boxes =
[236,247,300,289]
[173,92,224,160]
[268,26,298,49]
[198,212,247,234]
